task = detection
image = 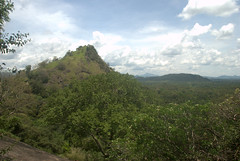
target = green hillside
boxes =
[21,45,112,97]
[30,45,111,87]
[1,45,240,160]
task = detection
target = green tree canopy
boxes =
[0,0,14,32]
[0,0,30,54]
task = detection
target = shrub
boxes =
[57,62,66,71]
[65,148,86,161]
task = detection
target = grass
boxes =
[65,148,87,161]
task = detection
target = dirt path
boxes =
[0,137,70,161]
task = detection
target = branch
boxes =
[90,133,109,158]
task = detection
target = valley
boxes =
[1,45,239,160]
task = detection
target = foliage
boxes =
[25,65,31,77]
[0,0,14,32]
[37,70,240,160]
[129,89,240,160]
[85,45,110,72]
[56,62,66,71]
[140,79,240,105]
[65,148,87,161]
[211,88,240,160]
[0,0,30,54]
[0,76,40,116]
[0,45,239,160]
[38,59,49,68]
[20,45,113,90]
[41,72,145,157]
[0,32,30,53]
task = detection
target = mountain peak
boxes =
[30,45,111,88]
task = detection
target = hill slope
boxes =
[28,45,112,88]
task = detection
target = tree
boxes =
[0,1,31,156]
[0,0,30,54]
[25,65,31,77]
[0,0,13,31]
[41,72,145,159]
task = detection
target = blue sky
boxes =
[1,0,240,76]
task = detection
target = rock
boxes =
[0,137,69,161]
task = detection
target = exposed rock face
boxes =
[0,137,69,161]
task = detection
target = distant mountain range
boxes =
[136,73,240,82]
[206,75,240,80]
[135,73,158,78]
[137,73,210,82]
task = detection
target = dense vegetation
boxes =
[138,76,240,105]
[0,46,240,160]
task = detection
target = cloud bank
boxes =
[89,22,239,76]
[211,23,235,40]
[178,0,239,20]
[1,0,81,69]
[1,0,239,76]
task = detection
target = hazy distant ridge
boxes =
[137,73,210,82]
[207,75,240,80]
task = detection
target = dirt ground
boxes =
[0,137,70,161]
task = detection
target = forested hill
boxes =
[137,73,210,82]
[25,45,111,88]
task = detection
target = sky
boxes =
[1,0,240,76]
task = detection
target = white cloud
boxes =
[86,31,173,74]
[0,36,74,69]
[87,29,231,76]
[160,44,183,57]
[138,25,167,34]
[137,32,184,48]
[90,31,124,59]
[187,23,212,36]
[237,38,240,43]
[10,1,78,35]
[181,48,222,65]
[220,50,240,67]
[92,31,123,46]
[135,23,212,50]
[83,21,239,76]
[154,33,223,67]
[2,0,239,77]
[211,23,235,39]
[178,0,239,20]
[1,0,81,69]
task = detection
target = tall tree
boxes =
[0,0,30,54]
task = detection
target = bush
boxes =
[65,148,86,161]
[29,70,49,84]
[0,116,23,135]
[38,59,49,68]
[65,50,73,57]
[57,62,66,71]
